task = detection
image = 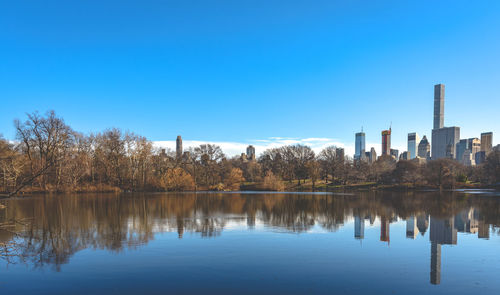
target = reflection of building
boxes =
[380,216,390,243]
[408,133,419,160]
[354,215,364,239]
[431,242,441,285]
[406,216,419,239]
[429,216,457,285]
[176,135,183,159]
[417,214,429,236]
[382,129,391,156]
[478,220,490,239]
[455,209,478,234]
[355,131,366,161]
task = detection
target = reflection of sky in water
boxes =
[1,192,500,295]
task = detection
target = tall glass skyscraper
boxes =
[355,131,365,160]
[407,132,419,159]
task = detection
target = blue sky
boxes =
[1,0,499,156]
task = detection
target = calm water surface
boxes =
[1,191,500,294]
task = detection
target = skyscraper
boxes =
[407,132,419,160]
[431,84,460,160]
[390,149,399,159]
[355,130,366,160]
[176,135,183,159]
[481,132,493,154]
[456,139,468,163]
[246,145,256,161]
[433,84,444,130]
[381,128,391,156]
[418,135,431,159]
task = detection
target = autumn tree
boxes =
[224,168,245,191]
[160,168,195,191]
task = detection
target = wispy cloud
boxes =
[154,137,357,158]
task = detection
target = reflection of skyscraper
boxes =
[455,209,478,233]
[417,214,429,236]
[429,216,457,285]
[478,220,490,239]
[380,216,390,243]
[406,216,419,239]
[430,242,441,285]
[355,215,364,239]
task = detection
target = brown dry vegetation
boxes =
[1,111,499,196]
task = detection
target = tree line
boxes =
[1,111,499,195]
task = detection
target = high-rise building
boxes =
[462,149,475,166]
[381,128,391,156]
[246,145,256,161]
[355,131,366,160]
[481,132,493,154]
[390,149,399,159]
[176,135,183,159]
[400,151,410,161]
[370,147,377,164]
[336,147,345,162]
[418,135,431,159]
[431,84,460,160]
[432,127,460,160]
[407,132,419,160]
[475,151,486,165]
[433,84,445,130]
[468,138,481,154]
[456,139,468,163]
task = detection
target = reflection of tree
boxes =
[0,191,500,269]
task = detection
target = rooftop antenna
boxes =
[390,121,392,131]
[361,126,363,132]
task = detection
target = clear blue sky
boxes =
[1,0,499,154]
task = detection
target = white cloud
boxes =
[154,137,356,158]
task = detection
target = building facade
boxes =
[390,149,399,160]
[433,84,445,130]
[407,132,419,160]
[355,131,366,160]
[381,129,391,156]
[176,135,183,159]
[432,127,460,160]
[480,132,493,154]
[418,135,431,159]
[246,145,256,161]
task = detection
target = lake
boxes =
[1,191,500,294]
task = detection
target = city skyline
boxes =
[1,1,500,155]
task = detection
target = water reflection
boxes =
[1,191,500,284]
